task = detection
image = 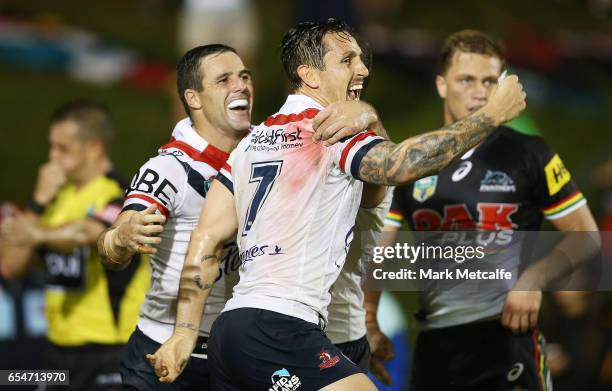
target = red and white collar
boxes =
[159,118,229,171]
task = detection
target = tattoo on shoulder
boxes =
[200,254,218,263]
[194,275,213,291]
[358,113,495,185]
[177,322,197,331]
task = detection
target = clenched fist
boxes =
[481,74,527,126]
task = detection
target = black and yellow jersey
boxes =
[40,171,149,346]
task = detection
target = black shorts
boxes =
[208,308,362,391]
[411,319,552,391]
[120,327,210,391]
[41,341,125,391]
[335,335,371,373]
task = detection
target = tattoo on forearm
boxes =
[359,113,495,185]
[200,254,218,263]
[177,322,197,331]
[194,275,213,291]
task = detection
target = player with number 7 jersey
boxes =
[217,94,383,325]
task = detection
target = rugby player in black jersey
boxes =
[383,30,601,390]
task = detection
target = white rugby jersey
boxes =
[217,94,384,325]
[122,118,240,345]
[327,188,393,344]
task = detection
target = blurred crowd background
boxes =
[0,0,611,390]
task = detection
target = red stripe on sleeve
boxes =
[126,194,170,217]
[338,131,377,172]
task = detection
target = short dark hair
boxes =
[280,19,358,91]
[439,30,504,75]
[176,44,237,116]
[51,99,114,148]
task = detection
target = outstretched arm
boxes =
[147,179,238,383]
[358,75,526,185]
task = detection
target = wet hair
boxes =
[439,30,504,74]
[51,99,114,148]
[280,19,359,91]
[177,44,237,115]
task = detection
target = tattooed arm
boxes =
[146,180,238,383]
[359,75,527,185]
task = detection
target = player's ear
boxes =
[435,75,447,99]
[185,89,203,111]
[85,139,104,160]
[297,65,319,89]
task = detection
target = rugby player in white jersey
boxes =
[327,189,395,383]
[149,19,526,390]
[97,44,252,390]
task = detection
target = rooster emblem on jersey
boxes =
[318,350,340,370]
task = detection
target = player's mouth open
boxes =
[347,84,363,101]
[227,98,250,113]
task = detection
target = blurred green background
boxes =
[1,0,610,214]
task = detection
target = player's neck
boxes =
[294,87,331,108]
[192,116,244,154]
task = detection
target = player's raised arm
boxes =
[357,75,526,185]
[147,178,238,383]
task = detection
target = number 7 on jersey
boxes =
[242,161,283,237]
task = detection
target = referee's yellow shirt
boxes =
[40,171,149,346]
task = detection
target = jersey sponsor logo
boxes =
[412,203,518,230]
[544,154,571,195]
[477,203,519,230]
[451,161,472,182]
[270,368,301,391]
[129,168,178,205]
[318,350,341,370]
[249,127,304,152]
[239,243,286,267]
[506,362,524,382]
[412,175,438,202]
[159,149,185,158]
[479,170,516,192]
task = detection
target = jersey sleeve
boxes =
[215,147,236,194]
[122,156,183,218]
[330,131,385,180]
[526,138,586,220]
[384,188,405,228]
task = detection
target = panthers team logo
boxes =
[412,176,438,202]
[479,170,516,192]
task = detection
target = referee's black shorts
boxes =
[411,319,552,391]
[208,308,362,391]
